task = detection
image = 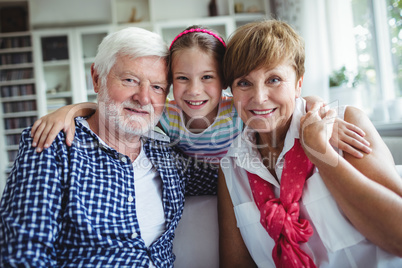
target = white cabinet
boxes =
[33,25,111,116]
[112,0,271,41]
[0,30,37,190]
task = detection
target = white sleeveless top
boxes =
[221,98,402,268]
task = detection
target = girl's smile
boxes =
[172,47,223,127]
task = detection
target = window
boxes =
[350,0,401,122]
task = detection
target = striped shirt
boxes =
[0,119,217,267]
[160,95,243,164]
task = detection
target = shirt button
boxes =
[131,233,137,239]
[121,157,127,163]
[128,195,134,202]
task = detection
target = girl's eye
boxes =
[176,76,188,81]
[202,75,213,80]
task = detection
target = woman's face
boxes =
[231,61,303,134]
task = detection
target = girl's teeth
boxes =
[188,101,204,106]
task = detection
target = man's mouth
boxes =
[125,107,149,114]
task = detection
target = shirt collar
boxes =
[225,97,307,186]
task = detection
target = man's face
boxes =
[96,55,168,136]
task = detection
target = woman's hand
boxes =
[300,105,338,164]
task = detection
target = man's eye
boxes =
[124,78,138,84]
[153,85,165,94]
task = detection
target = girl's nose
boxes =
[187,80,202,96]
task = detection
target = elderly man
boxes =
[0,27,217,267]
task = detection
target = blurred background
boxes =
[0,0,401,196]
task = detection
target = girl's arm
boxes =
[300,106,402,256]
[218,168,257,268]
[304,96,371,158]
[31,102,96,152]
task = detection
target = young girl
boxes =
[30,25,371,162]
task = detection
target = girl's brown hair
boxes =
[169,25,226,86]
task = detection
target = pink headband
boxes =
[169,28,226,50]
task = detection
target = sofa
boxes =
[173,166,402,267]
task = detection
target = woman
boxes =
[218,20,402,267]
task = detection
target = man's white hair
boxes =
[93,27,169,87]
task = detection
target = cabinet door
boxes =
[33,29,77,116]
[74,25,111,103]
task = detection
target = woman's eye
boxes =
[203,75,213,80]
[269,77,280,84]
[237,80,250,87]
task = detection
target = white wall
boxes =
[29,0,111,28]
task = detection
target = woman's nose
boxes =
[253,85,269,104]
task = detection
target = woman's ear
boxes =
[91,63,100,93]
[295,76,304,98]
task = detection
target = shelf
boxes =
[0,31,31,38]
[0,46,32,54]
[0,95,36,102]
[4,128,26,135]
[46,91,73,99]
[234,12,266,21]
[0,78,35,86]
[6,145,19,151]
[43,59,70,67]
[2,111,38,118]
[0,62,34,70]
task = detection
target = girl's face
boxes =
[232,61,303,134]
[172,47,223,126]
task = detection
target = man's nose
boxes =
[133,84,151,106]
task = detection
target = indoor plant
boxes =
[329,66,363,109]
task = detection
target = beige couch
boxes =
[173,164,402,267]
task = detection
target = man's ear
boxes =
[295,75,304,98]
[91,63,100,93]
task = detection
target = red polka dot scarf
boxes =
[247,139,317,268]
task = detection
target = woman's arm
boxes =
[300,106,402,256]
[31,102,96,152]
[218,167,257,268]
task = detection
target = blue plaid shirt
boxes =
[0,119,217,267]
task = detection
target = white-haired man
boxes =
[0,27,217,267]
